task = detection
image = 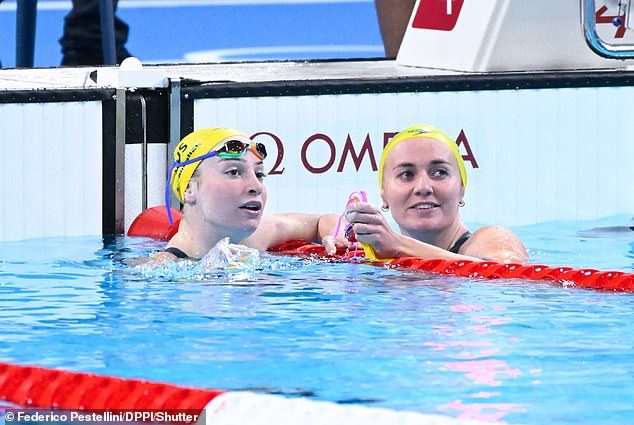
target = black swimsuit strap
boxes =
[163,246,190,259]
[448,231,471,254]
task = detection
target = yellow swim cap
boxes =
[378,124,468,189]
[170,127,248,203]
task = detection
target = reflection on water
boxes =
[430,304,527,423]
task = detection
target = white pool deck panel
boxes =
[0,60,457,90]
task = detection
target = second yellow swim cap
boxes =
[378,124,468,189]
[170,127,248,203]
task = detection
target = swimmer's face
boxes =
[380,137,464,237]
[188,136,267,243]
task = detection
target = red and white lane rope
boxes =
[269,240,634,292]
[0,362,221,412]
[0,362,484,425]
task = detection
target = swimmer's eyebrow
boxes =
[218,157,264,166]
[394,159,451,168]
[393,162,416,169]
[429,159,451,166]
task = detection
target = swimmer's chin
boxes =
[234,223,261,243]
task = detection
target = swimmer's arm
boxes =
[128,250,178,267]
[243,213,342,251]
[366,227,528,264]
[381,233,482,262]
[460,226,529,264]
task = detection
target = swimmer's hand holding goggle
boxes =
[333,191,379,261]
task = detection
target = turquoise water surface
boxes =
[0,215,632,424]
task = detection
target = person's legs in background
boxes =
[60,0,131,66]
[374,0,416,59]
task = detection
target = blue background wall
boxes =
[0,0,384,68]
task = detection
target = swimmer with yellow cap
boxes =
[345,124,529,264]
[152,127,346,262]
[378,124,468,190]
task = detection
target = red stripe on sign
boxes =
[412,0,465,31]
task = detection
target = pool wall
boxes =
[190,87,634,227]
[0,98,108,241]
[1,62,633,241]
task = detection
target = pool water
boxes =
[515,215,633,272]
[0,215,632,424]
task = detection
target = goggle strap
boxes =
[164,162,177,226]
[164,151,219,226]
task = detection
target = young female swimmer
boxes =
[152,127,343,261]
[345,124,529,264]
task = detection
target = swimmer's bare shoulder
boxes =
[461,225,529,264]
